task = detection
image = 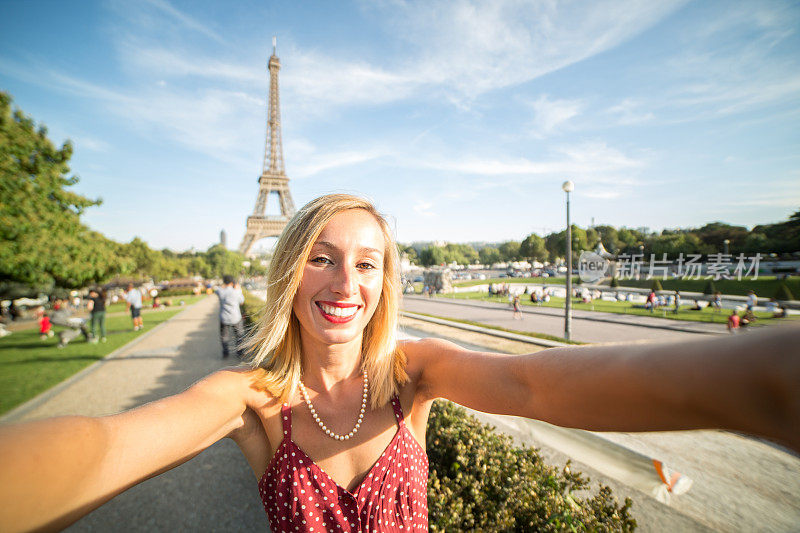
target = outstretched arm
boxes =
[0,369,251,532]
[415,323,800,451]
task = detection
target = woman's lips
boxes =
[315,301,361,323]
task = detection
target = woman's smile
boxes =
[315,301,362,323]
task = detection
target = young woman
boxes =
[1,194,799,532]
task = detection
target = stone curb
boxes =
[401,311,567,348]
[0,302,200,424]
[405,295,722,336]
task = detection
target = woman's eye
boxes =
[311,256,332,265]
[357,262,377,270]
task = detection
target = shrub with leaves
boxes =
[650,279,663,291]
[610,277,619,288]
[703,280,717,295]
[774,282,794,302]
[426,400,636,532]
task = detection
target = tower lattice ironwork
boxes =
[239,38,296,257]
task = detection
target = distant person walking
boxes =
[673,291,682,314]
[512,294,522,319]
[87,288,107,343]
[746,290,757,312]
[215,275,245,359]
[124,284,144,331]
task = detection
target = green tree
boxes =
[478,246,501,266]
[398,244,418,264]
[419,246,446,267]
[498,240,521,262]
[205,244,245,278]
[520,233,547,262]
[0,92,127,296]
[544,226,590,263]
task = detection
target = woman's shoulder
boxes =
[196,366,279,406]
[399,337,461,372]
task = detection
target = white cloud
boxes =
[72,135,110,152]
[412,200,435,217]
[529,95,584,137]
[139,0,226,44]
[120,44,262,84]
[381,0,688,101]
[291,148,388,179]
[661,2,800,118]
[606,99,655,125]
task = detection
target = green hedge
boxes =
[241,289,266,328]
[157,287,201,297]
[615,277,799,298]
[427,400,636,531]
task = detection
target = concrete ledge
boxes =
[401,311,567,348]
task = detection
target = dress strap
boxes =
[389,395,405,425]
[280,403,292,438]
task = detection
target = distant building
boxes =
[220,229,227,248]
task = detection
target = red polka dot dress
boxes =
[259,396,429,532]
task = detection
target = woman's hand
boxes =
[412,323,800,451]
[0,369,253,532]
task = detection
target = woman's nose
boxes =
[332,264,358,296]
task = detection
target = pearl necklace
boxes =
[298,370,368,441]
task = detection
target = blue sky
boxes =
[2,0,799,252]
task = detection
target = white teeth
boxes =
[319,303,358,317]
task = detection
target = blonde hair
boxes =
[246,193,407,408]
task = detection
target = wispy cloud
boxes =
[529,95,584,138]
[381,0,688,101]
[660,2,800,118]
[140,0,226,44]
[290,146,389,179]
[606,99,655,125]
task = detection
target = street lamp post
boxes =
[723,239,730,256]
[562,180,574,341]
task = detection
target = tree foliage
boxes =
[520,233,547,262]
[0,92,130,296]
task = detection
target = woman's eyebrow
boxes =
[315,240,383,256]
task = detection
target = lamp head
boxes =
[562,180,575,193]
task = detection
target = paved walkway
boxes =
[402,322,800,532]
[11,296,268,532]
[403,295,725,343]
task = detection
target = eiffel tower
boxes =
[239,38,296,257]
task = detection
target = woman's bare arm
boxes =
[0,369,252,533]
[415,323,800,451]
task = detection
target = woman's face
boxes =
[293,209,385,349]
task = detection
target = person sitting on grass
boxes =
[0,194,799,532]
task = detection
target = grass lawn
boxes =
[437,291,797,326]
[105,293,207,315]
[453,276,799,299]
[0,305,190,416]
